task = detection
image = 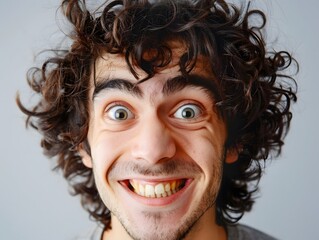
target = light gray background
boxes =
[1,0,318,239]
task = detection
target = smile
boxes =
[127,179,187,198]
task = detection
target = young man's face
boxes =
[81,45,236,240]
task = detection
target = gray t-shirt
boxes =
[76,223,276,240]
[227,224,277,240]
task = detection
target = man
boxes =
[17,0,297,239]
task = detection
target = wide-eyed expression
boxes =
[80,50,235,240]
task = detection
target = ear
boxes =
[225,147,241,164]
[78,143,93,168]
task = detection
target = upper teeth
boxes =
[130,180,182,198]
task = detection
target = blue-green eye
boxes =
[107,105,133,121]
[173,104,201,119]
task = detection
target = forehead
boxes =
[90,44,223,110]
[93,43,214,83]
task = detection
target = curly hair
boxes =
[17,0,297,228]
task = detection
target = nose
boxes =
[131,115,176,164]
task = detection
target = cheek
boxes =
[90,132,128,177]
[175,128,226,169]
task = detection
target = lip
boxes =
[119,178,193,207]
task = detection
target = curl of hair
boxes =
[17,0,297,228]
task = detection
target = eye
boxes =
[173,104,202,119]
[107,105,134,121]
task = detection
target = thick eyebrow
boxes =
[93,78,143,100]
[163,74,221,101]
[93,74,220,101]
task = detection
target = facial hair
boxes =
[103,156,224,240]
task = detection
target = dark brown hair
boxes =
[17,0,297,228]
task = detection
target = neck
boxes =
[183,207,227,240]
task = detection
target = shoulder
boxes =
[227,224,277,240]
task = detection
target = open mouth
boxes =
[124,179,187,198]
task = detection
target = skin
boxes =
[80,44,238,240]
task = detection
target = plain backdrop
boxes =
[1,0,318,239]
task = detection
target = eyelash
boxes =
[172,101,204,117]
[105,102,133,116]
[103,101,205,122]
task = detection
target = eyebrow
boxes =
[93,74,220,101]
[93,78,143,99]
[163,74,220,100]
